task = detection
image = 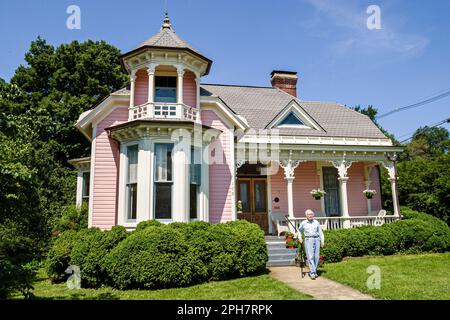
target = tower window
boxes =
[155,76,177,103]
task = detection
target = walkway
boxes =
[269,266,375,300]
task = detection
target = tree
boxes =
[407,126,449,158]
[0,37,129,297]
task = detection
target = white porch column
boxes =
[172,131,191,222]
[130,70,137,106]
[279,159,301,219]
[136,138,152,222]
[147,63,157,103]
[332,160,353,228]
[194,72,201,123]
[177,65,185,104]
[382,160,400,217]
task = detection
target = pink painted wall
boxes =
[134,69,148,106]
[92,106,129,230]
[347,162,368,216]
[201,109,233,223]
[369,165,382,211]
[183,71,196,108]
[270,161,321,217]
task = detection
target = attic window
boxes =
[277,112,310,128]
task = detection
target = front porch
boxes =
[235,148,402,234]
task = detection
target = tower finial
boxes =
[162,11,171,29]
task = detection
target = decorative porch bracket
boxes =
[330,159,353,228]
[380,160,400,217]
[278,159,304,219]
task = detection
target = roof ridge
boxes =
[201,83,275,89]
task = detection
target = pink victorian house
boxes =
[70,15,402,235]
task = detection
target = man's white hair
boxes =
[305,209,315,216]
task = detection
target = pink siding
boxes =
[134,69,148,106]
[183,71,197,108]
[369,165,382,211]
[270,161,321,217]
[92,106,129,230]
[201,110,233,223]
[347,162,368,216]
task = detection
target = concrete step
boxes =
[266,259,296,267]
[265,236,284,241]
[268,253,296,261]
[268,248,297,255]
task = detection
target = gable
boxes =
[267,100,323,131]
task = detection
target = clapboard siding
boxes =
[183,71,196,108]
[134,69,148,106]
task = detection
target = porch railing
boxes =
[285,215,400,232]
[129,102,198,122]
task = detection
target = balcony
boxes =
[129,102,198,122]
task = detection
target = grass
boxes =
[320,252,450,300]
[11,269,312,300]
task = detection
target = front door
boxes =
[322,167,341,216]
[237,178,268,234]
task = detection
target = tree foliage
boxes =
[0,37,128,298]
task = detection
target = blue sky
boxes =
[1,0,449,139]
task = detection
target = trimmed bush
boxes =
[103,226,207,289]
[135,219,163,232]
[321,208,450,263]
[46,230,80,282]
[46,219,268,289]
[70,226,128,287]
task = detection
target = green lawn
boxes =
[320,252,450,300]
[12,269,311,300]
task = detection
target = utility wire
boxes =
[377,89,450,119]
[400,117,450,143]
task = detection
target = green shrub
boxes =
[53,204,88,234]
[103,226,207,290]
[135,219,163,232]
[45,230,80,283]
[0,223,37,299]
[70,226,128,287]
[321,208,450,263]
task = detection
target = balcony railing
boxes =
[129,102,198,122]
[285,215,399,232]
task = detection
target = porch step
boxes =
[266,259,296,267]
[265,236,296,267]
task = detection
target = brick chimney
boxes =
[270,70,298,97]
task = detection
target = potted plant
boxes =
[310,189,326,200]
[285,232,294,244]
[236,200,243,214]
[286,240,298,249]
[363,189,377,199]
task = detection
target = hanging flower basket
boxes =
[310,189,326,200]
[363,189,377,199]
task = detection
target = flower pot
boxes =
[314,196,322,200]
[365,195,373,199]
[285,235,294,243]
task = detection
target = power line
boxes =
[377,89,450,119]
[400,117,450,143]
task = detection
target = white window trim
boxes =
[152,139,176,223]
[118,141,141,229]
[76,169,90,208]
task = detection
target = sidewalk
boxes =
[269,267,375,300]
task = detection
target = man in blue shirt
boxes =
[297,209,325,280]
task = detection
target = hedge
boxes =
[46,219,268,290]
[321,207,450,263]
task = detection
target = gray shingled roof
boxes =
[137,27,197,52]
[200,84,387,139]
[104,84,387,139]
